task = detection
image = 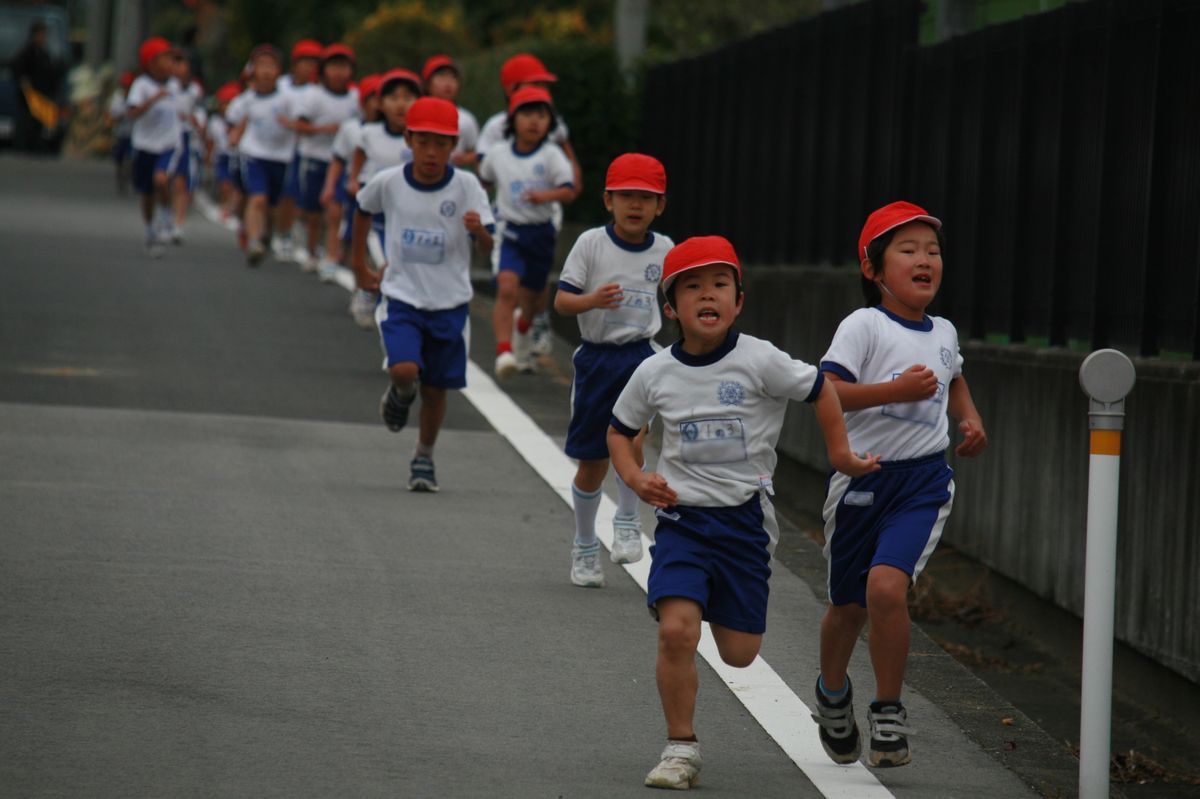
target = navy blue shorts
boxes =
[242,156,289,206]
[377,298,469,389]
[822,453,954,607]
[648,497,773,635]
[214,153,233,186]
[112,135,132,164]
[566,339,655,461]
[284,151,303,200]
[297,156,329,213]
[497,221,556,291]
[131,148,175,195]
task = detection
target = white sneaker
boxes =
[270,236,292,260]
[246,240,266,267]
[169,224,185,245]
[494,351,519,380]
[531,312,553,356]
[317,258,340,283]
[349,289,378,330]
[570,542,606,587]
[145,229,164,259]
[645,740,702,790]
[295,250,317,273]
[610,515,644,564]
[512,320,534,373]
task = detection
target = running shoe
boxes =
[246,239,266,267]
[512,324,534,373]
[867,700,913,768]
[317,258,340,283]
[145,229,164,259]
[349,289,378,330]
[494,351,519,380]
[408,456,438,492]
[296,250,317,273]
[811,675,862,765]
[644,740,702,790]
[380,384,416,432]
[610,514,644,564]
[270,235,292,260]
[169,224,185,245]
[531,312,553,356]
[570,542,606,588]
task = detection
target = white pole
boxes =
[1077,349,1135,799]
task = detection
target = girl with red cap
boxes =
[273,39,323,262]
[206,82,244,229]
[421,55,479,167]
[812,202,987,769]
[609,235,878,789]
[125,37,182,257]
[553,152,673,587]
[478,85,575,379]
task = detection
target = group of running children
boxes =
[118,34,989,791]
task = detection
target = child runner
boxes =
[206,81,243,229]
[227,44,297,266]
[125,36,181,258]
[324,73,381,327]
[421,54,478,167]
[478,85,574,379]
[290,43,358,277]
[812,201,987,769]
[608,236,880,790]
[168,48,204,244]
[275,39,322,262]
[105,70,135,194]
[351,97,495,492]
[554,153,672,587]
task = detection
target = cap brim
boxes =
[519,71,557,84]
[863,214,942,259]
[406,125,458,136]
[605,181,665,194]
[661,259,739,290]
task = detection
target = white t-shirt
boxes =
[558,224,673,345]
[127,74,180,154]
[226,88,296,162]
[296,85,359,161]
[356,122,413,184]
[820,305,964,461]
[476,110,570,157]
[108,89,132,137]
[207,115,229,156]
[477,140,573,225]
[356,164,495,310]
[331,118,362,163]
[174,79,203,134]
[455,105,479,156]
[613,331,825,507]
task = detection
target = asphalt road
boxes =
[1,157,1063,798]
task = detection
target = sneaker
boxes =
[512,325,534,373]
[811,676,862,765]
[349,289,378,330]
[169,224,185,245]
[270,235,292,260]
[867,700,913,768]
[144,231,165,259]
[570,542,606,588]
[296,250,317,273]
[380,384,416,432]
[531,312,553,356]
[408,456,439,492]
[610,514,644,564]
[494,351,519,380]
[317,258,340,284]
[644,740,701,790]
[246,239,266,267]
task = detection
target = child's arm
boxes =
[812,380,882,477]
[463,211,493,254]
[823,364,938,411]
[350,209,379,291]
[227,119,247,148]
[947,376,988,457]
[347,147,366,196]
[292,118,339,136]
[554,283,623,316]
[523,185,575,205]
[321,158,343,208]
[609,426,678,508]
[126,86,170,120]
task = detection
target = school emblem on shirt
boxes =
[533,163,546,176]
[717,380,746,407]
[939,346,953,368]
[681,422,699,441]
[644,263,662,282]
[439,200,457,217]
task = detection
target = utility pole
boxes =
[615,0,647,83]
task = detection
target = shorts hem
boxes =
[868,556,918,581]
[704,611,766,636]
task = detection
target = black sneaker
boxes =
[408,456,438,492]
[380,385,415,432]
[811,676,862,764]
[867,700,913,768]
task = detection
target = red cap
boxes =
[119,70,136,90]
[422,54,458,83]
[138,37,172,70]
[500,53,556,91]
[291,39,322,61]
[249,44,282,65]
[321,43,355,63]
[380,68,422,96]
[358,73,382,102]
[216,81,242,104]
[661,236,742,293]
[508,85,553,116]
[405,97,459,136]
[605,153,667,194]
[857,201,942,262]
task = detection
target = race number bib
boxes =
[400,227,446,265]
[603,286,655,332]
[679,418,748,465]
[882,373,946,427]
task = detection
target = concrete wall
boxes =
[733,265,1200,683]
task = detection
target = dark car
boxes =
[0,2,69,147]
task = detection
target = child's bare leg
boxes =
[172,174,189,225]
[574,458,609,493]
[866,565,910,701]
[153,171,171,215]
[324,203,343,263]
[819,603,868,691]
[417,385,447,451]
[493,271,519,348]
[655,598,703,739]
[388,362,419,393]
[710,624,762,669]
[244,194,268,245]
[305,211,320,256]
[517,287,540,326]
[140,192,155,224]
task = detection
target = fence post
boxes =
[1077,349,1136,799]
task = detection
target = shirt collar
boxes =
[670,328,740,367]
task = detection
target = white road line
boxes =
[461,361,894,799]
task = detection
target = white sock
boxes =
[414,441,433,459]
[572,483,602,547]
[615,471,640,519]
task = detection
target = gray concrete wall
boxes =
[735,265,1200,683]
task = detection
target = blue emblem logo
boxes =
[717,380,746,407]
[682,422,699,441]
[533,163,546,176]
[440,200,457,217]
[939,346,953,368]
[644,263,662,282]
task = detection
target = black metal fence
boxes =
[641,0,1200,359]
